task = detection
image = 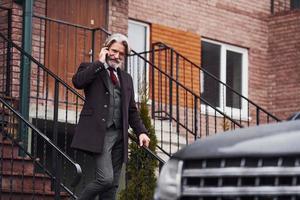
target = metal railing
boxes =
[128,49,243,157]
[31,15,170,160]
[0,31,86,198]
[151,42,280,125]
[0,96,81,199]
[4,8,281,163]
[32,14,245,157]
[0,29,164,198]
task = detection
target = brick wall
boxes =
[129,0,300,119]
[0,0,46,101]
[31,0,46,101]
[268,11,300,119]
[0,4,11,95]
[0,0,23,98]
[108,0,129,35]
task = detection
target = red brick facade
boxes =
[268,11,300,119]
[129,0,300,120]
[108,0,129,34]
[1,0,299,120]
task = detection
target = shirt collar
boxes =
[104,62,118,71]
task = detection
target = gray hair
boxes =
[103,33,131,54]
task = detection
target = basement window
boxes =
[201,39,248,118]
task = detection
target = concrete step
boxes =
[154,119,190,158]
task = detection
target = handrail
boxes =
[0,128,77,198]
[152,41,281,122]
[128,133,165,165]
[0,32,85,100]
[30,15,242,127]
[34,14,110,35]
[128,50,243,128]
[0,31,165,165]
[0,96,82,187]
[153,110,195,136]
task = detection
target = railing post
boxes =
[91,29,96,62]
[194,96,198,140]
[256,107,260,125]
[19,0,33,153]
[151,43,155,118]
[176,54,180,135]
[53,80,61,199]
[169,49,173,122]
[5,8,12,96]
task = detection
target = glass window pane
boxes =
[128,21,148,101]
[226,50,242,109]
[128,22,147,53]
[201,41,221,107]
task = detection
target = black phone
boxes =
[105,53,109,64]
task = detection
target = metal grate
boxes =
[180,157,300,200]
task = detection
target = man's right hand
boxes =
[99,47,109,63]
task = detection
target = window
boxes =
[291,0,300,9]
[128,20,150,101]
[201,39,248,117]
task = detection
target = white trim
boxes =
[128,19,150,102]
[201,39,249,120]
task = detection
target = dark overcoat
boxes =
[71,61,147,161]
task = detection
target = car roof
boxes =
[172,120,300,160]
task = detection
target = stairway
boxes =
[154,118,191,162]
[0,99,72,200]
[0,131,69,200]
[0,134,70,200]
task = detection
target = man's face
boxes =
[107,42,126,69]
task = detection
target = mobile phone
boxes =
[105,53,109,63]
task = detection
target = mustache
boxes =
[107,55,121,63]
[107,56,123,68]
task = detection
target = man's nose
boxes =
[114,52,120,58]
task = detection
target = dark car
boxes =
[154,120,300,200]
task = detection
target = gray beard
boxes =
[107,59,123,69]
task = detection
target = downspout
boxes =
[19,0,33,151]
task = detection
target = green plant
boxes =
[118,96,158,200]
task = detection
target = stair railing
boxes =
[0,96,81,199]
[151,42,280,125]
[128,49,243,156]
[0,29,165,197]
[31,15,171,161]
[31,14,244,158]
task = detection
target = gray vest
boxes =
[106,75,122,129]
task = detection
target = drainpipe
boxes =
[19,0,33,151]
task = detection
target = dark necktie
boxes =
[108,67,118,85]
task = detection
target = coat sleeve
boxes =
[72,61,104,89]
[127,75,148,136]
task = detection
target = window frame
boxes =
[128,19,150,101]
[201,38,249,120]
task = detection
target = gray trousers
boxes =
[77,127,124,200]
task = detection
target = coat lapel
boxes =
[99,68,113,94]
[117,68,128,111]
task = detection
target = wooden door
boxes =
[45,0,107,101]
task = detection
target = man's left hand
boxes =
[139,133,150,147]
